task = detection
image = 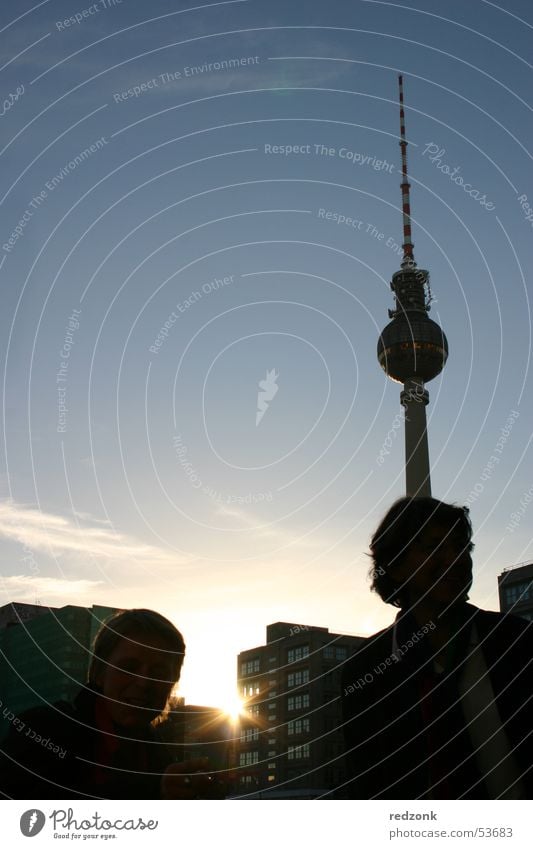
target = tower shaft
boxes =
[401,379,431,497]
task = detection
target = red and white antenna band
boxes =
[398,74,414,265]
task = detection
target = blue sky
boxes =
[1,0,532,706]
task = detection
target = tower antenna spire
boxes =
[398,74,415,268]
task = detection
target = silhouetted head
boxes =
[369,497,474,609]
[88,609,185,728]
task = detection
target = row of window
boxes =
[240,728,310,746]
[288,743,310,760]
[288,717,310,735]
[239,751,259,766]
[504,581,533,604]
[241,658,260,675]
[240,728,259,742]
[241,644,350,683]
[239,745,310,764]
[288,693,310,711]
[323,645,348,661]
[242,682,260,697]
[287,644,348,663]
[287,645,309,664]
[245,693,310,715]
[287,668,309,688]
[243,672,309,697]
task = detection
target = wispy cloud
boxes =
[144,47,356,99]
[71,509,112,526]
[1,574,103,602]
[213,502,317,548]
[0,499,186,568]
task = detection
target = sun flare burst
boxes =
[222,694,246,723]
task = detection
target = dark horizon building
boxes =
[157,697,238,795]
[498,563,533,622]
[0,601,117,740]
[235,621,363,798]
[0,602,54,631]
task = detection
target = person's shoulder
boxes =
[467,604,533,631]
[16,699,74,728]
[470,604,533,649]
[3,700,75,751]
[342,624,394,681]
[0,699,84,800]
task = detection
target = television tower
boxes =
[377,75,448,497]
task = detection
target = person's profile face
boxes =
[95,633,180,729]
[392,520,473,608]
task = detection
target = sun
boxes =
[221,694,246,723]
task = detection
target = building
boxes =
[178,704,235,772]
[0,602,116,740]
[498,563,533,622]
[235,622,362,798]
[377,76,448,496]
[161,698,236,771]
[0,602,54,631]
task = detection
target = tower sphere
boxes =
[377,313,448,384]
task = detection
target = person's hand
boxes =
[161,758,225,799]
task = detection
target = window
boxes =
[267,775,276,782]
[287,694,310,711]
[239,751,259,766]
[324,644,347,660]
[287,645,309,664]
[269,690,277,697]
[288,717,310,736]
[268,714,277,721]
[242,681,260,697]
[287,669,309,688]
[240,775,254,785]
[268,750,276,757]
[241,658,260,675]
[288,743,310,760]
[268,762,276,769]
[240,728,259,743]
[505,587,517,604]
[248,704,260,716]
[505,581,533,605]
[268,737,276,745]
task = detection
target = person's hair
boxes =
[88,609,185,723]
[369,497,474,607]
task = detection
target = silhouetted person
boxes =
[341,497,533,799]
[0,609,219,799]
